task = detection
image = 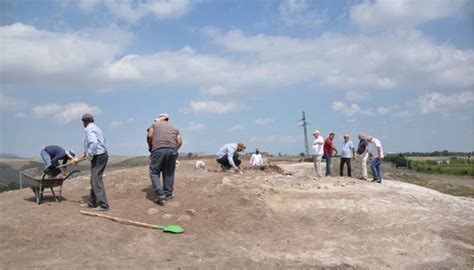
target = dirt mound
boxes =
[0,159,473,269]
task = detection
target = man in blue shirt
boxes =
[78,113,109,211]
[40,145,75,176]
[340,134,355,177]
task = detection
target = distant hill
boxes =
[0,153,23,159]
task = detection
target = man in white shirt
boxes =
[250,149,263,166]
[312,130,324,178]
[368,136,384,183]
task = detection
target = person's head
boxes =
[367,136,374,143]
[329,132,335,139]
[358,133,365,140]
[66,150,76,160]
[156,113,169,122]
[237,143,246,152]
[343,134,350,142]
[255,149,260,155]
[81,113,94,127]
[312,130,320,137]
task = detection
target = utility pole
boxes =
[299,111,310,158]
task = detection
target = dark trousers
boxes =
[88,153,109,208]
[340,157,352,177]
[216,153,241,169]
[149,148,178,197]
[325,154,332,176]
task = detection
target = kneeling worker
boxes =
[216,143,246,174]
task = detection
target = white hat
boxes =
[66,150,76,159]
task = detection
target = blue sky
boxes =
[1,0,473,157]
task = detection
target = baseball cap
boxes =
[81,113,94,122]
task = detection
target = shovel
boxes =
[80,210,184,234]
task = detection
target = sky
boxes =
[0,0,473,157]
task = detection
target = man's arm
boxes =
[176,134,182,150]
[377,147,382,159]
[147,127,154,152]
[86,130,99,156]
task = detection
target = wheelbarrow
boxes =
[21,166,80,204]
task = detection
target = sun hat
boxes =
[66,150,76,159]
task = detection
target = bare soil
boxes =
[0,158,473,269]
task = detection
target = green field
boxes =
[408,157,473,177]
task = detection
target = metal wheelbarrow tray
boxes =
[20,167,80,204]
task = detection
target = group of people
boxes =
[40,113,110,210]
[311,130,384,183]
[40,113,384,211]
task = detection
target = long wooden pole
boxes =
[80,210,157,229]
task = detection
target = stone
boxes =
[146,208,159,215]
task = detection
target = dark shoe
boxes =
[377,179,382,183]
[371,179,379,182]
[164,195,174,201]
[92,206,109,211]
[154,195,166,203]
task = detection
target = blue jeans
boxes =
[371,158,383,180]
[149,148,178,197]
[40,149,52,170]
[325,154,332,176]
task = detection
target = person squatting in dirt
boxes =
[216,143,246,174]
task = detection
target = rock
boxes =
[222,177,231,185]
[146,208,159,215]
[186,209,198,216]
[178,215,191,222]
[167,201,180,208]
[162,214,173,220]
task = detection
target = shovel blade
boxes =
[157,225,184,234]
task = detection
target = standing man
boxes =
[250,149,263,166]
[147,113,182,203]
[323,132,338,176]
[78,113,109,211]
[312,130,324,178]
[368,136,384,183]
[357,133,369,180]
[340,134,355,177]
[216,143,246,173]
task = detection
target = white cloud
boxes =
[255,118,275,125]
[331,101,399,121]
[109,120,123,128]
[2,23,473,110]
[186,121,205,131]
[278,0,327,28]
[0,23,131,90]
[0,93,24,110]
[350,0,469,30]
[332,91,474,121]
[32,102,102,123]
[78,0,101,11]
[227,125,245,132]
[415,91,474,117]
[345,90,370,102]
[104,0,193,23]
[182,100,239,114]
